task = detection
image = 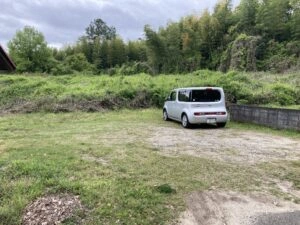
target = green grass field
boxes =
[0,109,299,224]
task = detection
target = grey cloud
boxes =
[0,0,240,48]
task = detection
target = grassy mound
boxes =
[0,70,299,113]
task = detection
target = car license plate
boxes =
[207,118,216,124]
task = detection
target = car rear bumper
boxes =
[188,115,228,124]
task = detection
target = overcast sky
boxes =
[1,0,239,49]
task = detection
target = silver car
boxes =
[163,87,228,128]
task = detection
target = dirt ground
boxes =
[148,126,300,164]
[177,191,300,225]
[147,125,300,225]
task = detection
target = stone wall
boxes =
[229,104,300,131]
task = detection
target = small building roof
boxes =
[0,44,16,72]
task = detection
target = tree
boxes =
[256,0,292,41]
[127,41,147,62]
[212,0,234,46]
[144,25,166,73]
[235,0,258,35]
[8,26,52,72]
[179,15,203,71]
[198,11,221,69]
[107,38,126,67]
[290,0,300,39]
[77,36,94,63]
[85,18,116,41]
[64,53,93,72]
[92,37,102,70]
[80,18,117,69]
[160,22,182,72]
[99,40,109,69]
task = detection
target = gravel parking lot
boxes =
[148,126,300,164]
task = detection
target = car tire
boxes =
[181,114,191,128]
[217,122,226,128]
[163,109,170,121]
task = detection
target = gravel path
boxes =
[253,211,300,225]
[148,126,300,164]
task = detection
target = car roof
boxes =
[173,87,223,91]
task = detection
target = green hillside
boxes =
[0,71,299,113]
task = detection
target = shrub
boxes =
[218,73,253,102]
[117,62,153,75]
[155,184,176,194]
[266,55,296,73]
[269,83,297,105]
[65,53,94,72]
[51,63,74,75]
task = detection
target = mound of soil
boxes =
[22,194,83,225]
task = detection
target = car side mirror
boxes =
[166,96,171,101]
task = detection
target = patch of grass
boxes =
[228,121,300,139]
[0,109,298,224]
[260,161,300,190]
[261,104,300,110]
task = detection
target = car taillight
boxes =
[216,112,226,115]
[194,112,226,116]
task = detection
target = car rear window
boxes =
[191,89,221,102]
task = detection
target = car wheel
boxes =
[217,122,226,128]
[163,109,169,121]
[181,114,191,128]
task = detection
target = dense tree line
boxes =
[8,0,300,74]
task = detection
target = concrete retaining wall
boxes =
[228,104,300,131]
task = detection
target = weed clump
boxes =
[155,184,176,194]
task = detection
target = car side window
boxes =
[170,91,177,101]
[178,90,190,102]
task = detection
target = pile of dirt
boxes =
[177,191,300,225]
[22,194,83,225]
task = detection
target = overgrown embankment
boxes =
[0,70,299,113]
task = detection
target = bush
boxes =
[261,40,299,73]
[269,83,297,105]
[117,62,153,75]
[51,63,74,75]
[249,91,274,105]
[155,184,176,194]
[65,53,95,72]
[266,55,296,73]
[217,72,253,102]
